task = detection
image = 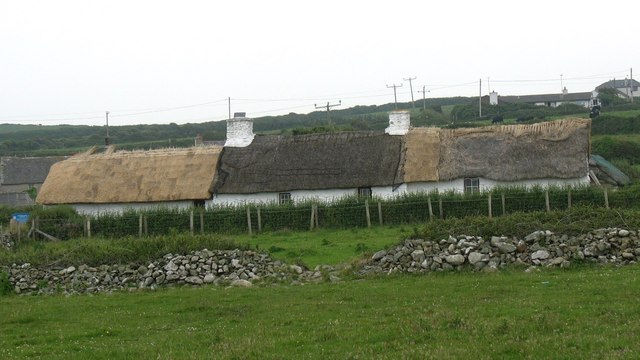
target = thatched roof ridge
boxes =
[436,118,591,182]
[214,132,404,194]
[37,146,221,205]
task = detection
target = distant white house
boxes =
[596,79,640,99]
[489,89,599,108]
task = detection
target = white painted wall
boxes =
[212,185,406,206]
[68,176,590,214]
[212,176,589,206]
[72,200,195,216]
[406,176,590,194]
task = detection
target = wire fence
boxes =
[17,185,640,242]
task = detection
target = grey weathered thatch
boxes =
[214,132,404,194]
[0,156,65,186]
[37,147,221,205]
[436,118,591,181]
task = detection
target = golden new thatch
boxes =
[36,147,221,204]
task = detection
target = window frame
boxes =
[463,177,480,194]
[278,192,292,205]
[357,187,372,198]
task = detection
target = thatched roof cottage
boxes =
[36,147,221,214]
[212,113,590,205]
[36,112,591,213]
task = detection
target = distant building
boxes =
[489,88,599,108]
[596,79,640,99]
[0,156,65,206]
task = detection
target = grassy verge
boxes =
[0,226,410,269]
[1,266,638,359]
[3,206,640,269]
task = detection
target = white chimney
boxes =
[225,112,254,147]
[385,110,410,135]
[489,91,499,106]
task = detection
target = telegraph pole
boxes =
[228,97,231,119]
[105,111,110,146]
[479,79,482,118]
[403,76,417,108]
[418,85,430,111]
[387,83,403,109]
[314,100,341,126]
[631,68,634,103]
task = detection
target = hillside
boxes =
[2,97,640,158]
[0,97,471,156]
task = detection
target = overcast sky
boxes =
[0,0,637,126]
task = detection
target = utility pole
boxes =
[228,97,231,119]
[403,76,417,108]
[105,111,110,146]
[631,68,634,103]
[418,85,430,111]
[560,74,563,92]
[479,79,482,118]
[314,100,341,126]
[386,83,403,109]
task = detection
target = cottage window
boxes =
[193,200,205,208]
[278,192,292,205]
[358,187,372,198]
[464,178,480,194]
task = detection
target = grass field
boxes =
[1,265,639,359]
[234,226,412,268]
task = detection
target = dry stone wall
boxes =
[361,228,639,275]
[3,228,640,296]
[4,249,341,296]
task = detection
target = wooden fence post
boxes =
[144,216,148,236]
[378,202,383,226]
[189,210,194,236]
[604,187,609,209]
[309,205,315,231]
[488,193,493,218]
[246,207,252,235]
[567,189,572,209]
[427,196,434,221]
[257,207,262,233]
[438,198,443,219]
[314,205,319,228]
[139,214,143,237]
[365,200,371,228]
[200,210,204,235]
[501,193,506,216]
[87,218,91,238]
[545,189,550,212]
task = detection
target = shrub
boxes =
[0,271,13,296]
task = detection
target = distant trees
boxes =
[598,88,630,107]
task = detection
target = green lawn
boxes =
[233,226,413,268]
[1,265,639,359]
